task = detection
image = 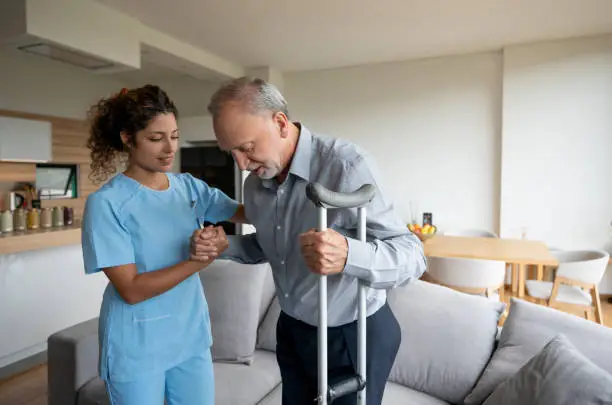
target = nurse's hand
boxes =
[190,226,228,262]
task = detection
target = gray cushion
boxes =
[200,260,270,364]
[258,266,277,325]
[386,280,505,404]
[256,382,450,405]
[213,350,281,405]
[78,378,108,405]
[465,298,612,405]
[77,350,282,405]
[482,334,612,405]
[257,296,281,352]
[382,382,450,405]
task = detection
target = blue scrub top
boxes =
[81,172,239,382]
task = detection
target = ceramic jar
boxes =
[27,208,40,230]
[1,210,13,233]
[41,208,52,228]
[13,208,26,231]
[63,206,74,226]
[52,207,64,227]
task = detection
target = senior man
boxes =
[191,76,426,405]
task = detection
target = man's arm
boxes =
[192,228,268,265]
[340,155,427,289]
[343,153,426,288]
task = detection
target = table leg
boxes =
[511,264,518,293]
[537,264,544,281]
[518,263,525,298]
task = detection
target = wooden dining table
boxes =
[422,235,559,298]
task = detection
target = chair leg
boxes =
[591,285,604,325]
[511,264,518,293]
[585,308,594,322]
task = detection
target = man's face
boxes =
[213,104,288,180]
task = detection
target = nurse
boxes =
[81,85,246,405]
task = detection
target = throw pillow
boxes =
[483,334,612,405]
[387,279,506,404]
[200,259,270,364]
[464,298,612,404]
[256,296,281,352]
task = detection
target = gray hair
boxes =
[207,76,289,119]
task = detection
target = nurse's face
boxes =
[122,113,179,173]
[213,103,290,180]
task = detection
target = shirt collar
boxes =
[288,123,312,182]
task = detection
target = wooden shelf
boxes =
[0,221,82,255]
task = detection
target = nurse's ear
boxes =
[119,131,135,151]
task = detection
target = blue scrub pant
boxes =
[105,350,214,405]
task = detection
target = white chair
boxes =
[426,256,507,302]
[442,229,498,238]
[525,250,609,325]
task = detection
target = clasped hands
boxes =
[190,225,349,275]
[190,226,229,262]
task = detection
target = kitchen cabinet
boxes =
[0,116,52,162]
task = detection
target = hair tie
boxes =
[120,88,128,95]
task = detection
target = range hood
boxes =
[0,0,141,74]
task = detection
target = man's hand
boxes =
[299,228,349,275]
[190,225,229,262]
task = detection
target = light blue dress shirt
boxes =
[81,172,239,382]
[223,124,427,327]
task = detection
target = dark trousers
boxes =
[276,302,401,405]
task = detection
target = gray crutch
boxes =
[306,182,377,405]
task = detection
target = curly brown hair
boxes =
[86,85,179,184]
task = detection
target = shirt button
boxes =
[277,225,281,230]
[279,189,284,194]
[284,293,289,298]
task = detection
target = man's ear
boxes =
[276,113,290,139]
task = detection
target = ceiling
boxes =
[94,0,612,72]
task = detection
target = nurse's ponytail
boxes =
[86,85,178,184]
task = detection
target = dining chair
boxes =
[425,256,507,302]
[524,249,609,325]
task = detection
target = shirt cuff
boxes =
[343,236,373,280]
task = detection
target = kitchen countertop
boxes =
[0,220,82,255]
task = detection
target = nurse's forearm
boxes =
[104,260,211,305]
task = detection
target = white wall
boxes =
[500,35,612,247]
[500,34,612,293]
[285,52,503,234]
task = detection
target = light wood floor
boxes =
[1,288,611,405]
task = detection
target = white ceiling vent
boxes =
[17,42,117,71]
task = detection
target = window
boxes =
[35,163,78,199]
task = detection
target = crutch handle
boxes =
[306,183,376,209]
[328,375,367,403]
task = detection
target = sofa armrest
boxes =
[47,318,99,405]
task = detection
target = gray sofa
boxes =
[48,259,612,405]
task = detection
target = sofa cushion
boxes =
[214,350,281,405]
[257,296,281,352]
[200,260,270,364]
[482,334,612,405]
[386,280,505,404]
[77,350,281,405]
[382,382,450,405]
[77,378,107,405]
[256,382,449,405]
[258,266,277,325]
[464,298,612,405]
